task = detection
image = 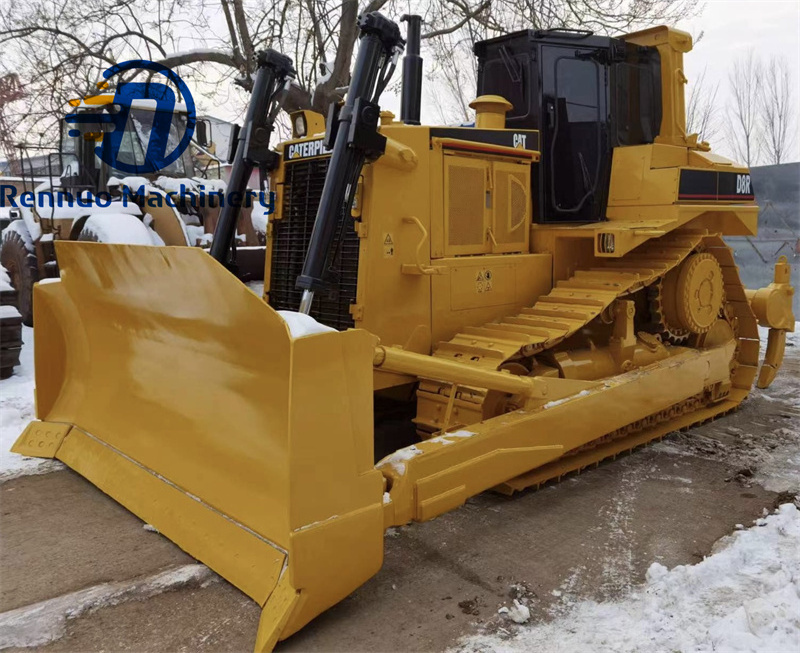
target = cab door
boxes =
[540,46,607,222]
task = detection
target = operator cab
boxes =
[475,28,661,223]
[59,100,201,196]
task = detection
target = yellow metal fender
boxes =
[13,241,386,647]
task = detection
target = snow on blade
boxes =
[276,310,336,338]
[0,327,64,481]
[542,389,592,410]
[427,429,477,446]
[382,444,424,475]
[246,281,264,297]
[0,564,214,649]
[456,503,800,653]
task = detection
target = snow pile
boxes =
[457,503,800,653]
[33,181,141,220]
[2,219,34,252]
[1,264,13,291]
[0,326,64,480]
[0,265,19,318]
[0,564,214,649]
[0,304,21,319]
[80,213,159,246]
[184,224,212,247]
[15,204,42,242]
[193,177,226,192]
[154,176,196,194]
[498,600,531,624]
[107,175,153,192]
[251,203,269,236]
[277,310,336,338]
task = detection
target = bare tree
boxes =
[686,67,720,143]
[759,55,796,165]
[726,54,762,166]
[0,0,700,147]
[0,0,494,142]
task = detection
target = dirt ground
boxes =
[1,343,798,652]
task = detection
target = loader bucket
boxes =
[13,241,386,650]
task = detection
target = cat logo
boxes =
[287,138,331,160]
[513,133,527,149]
[736,174,752,195]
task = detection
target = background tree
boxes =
[726,54,762,167]
[684,33,725,147]
[686,65,721,144]
[759,55,796,165]
[0,0,698,148]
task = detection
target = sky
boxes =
[677,0,800,162]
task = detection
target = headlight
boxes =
[293,113,307,138]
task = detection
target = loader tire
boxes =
[0,308,22,379]
[1,230,38,326]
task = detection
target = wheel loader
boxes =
[13,12,795,652]
[0,66,275,326]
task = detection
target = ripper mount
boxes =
[295,12,404,310]
[209,49,295,270]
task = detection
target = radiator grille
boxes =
[268,156,359,330]
[447,163,485,248]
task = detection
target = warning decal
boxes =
[475,269,493,293]
[383,233,395,257]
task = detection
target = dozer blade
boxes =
[13,241,386,651]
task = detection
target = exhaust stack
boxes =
[400,15,423,125]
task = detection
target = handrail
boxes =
[400,216,446,276]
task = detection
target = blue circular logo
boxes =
[66,60,196,174]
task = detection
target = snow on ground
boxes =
[652,324,800,494]
[0,564,214,649]
[0,326,63,480]
[457,503,800,653]
[456,323,800,653]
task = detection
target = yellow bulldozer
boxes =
[13,12,795,651]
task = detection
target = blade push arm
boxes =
[209,50,295,269]
[295,12,404,314]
